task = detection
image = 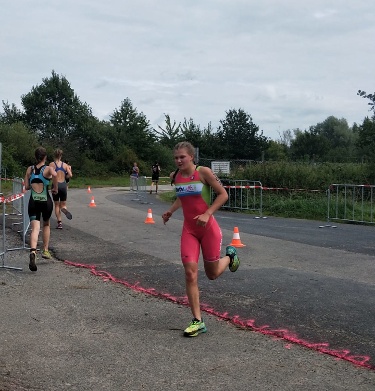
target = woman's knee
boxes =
[206,271,219,280]
[204,262,220,280]
[184,264,198,283]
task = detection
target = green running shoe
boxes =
[184,319,207,337]
[29,252,37,272]
[42,250,52,259]
[226,245,240,272]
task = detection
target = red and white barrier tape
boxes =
[0,192,25,204]
[223,185,322,192]
[223,185,261,189]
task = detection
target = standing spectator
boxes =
[24,147,58,271]
[162,141,240,337]
[49,149,73,229]
[149,161,161,194]
[130,162,139,191]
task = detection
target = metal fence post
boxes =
[327,183,375,225]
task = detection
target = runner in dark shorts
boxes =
[50,149,73,229]
[24,147,58,271]
[149,162,160,194]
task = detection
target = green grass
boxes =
[159,190,176,203]
[3,175,374,224]
[93,181,374,223]
[67,175,172,189]
[261,191,328,220]
[0,180,13,196]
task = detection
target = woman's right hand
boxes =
[162,211,172,224]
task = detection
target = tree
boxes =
[181,118,203,147]
[277,129,294,148]
[290,117,356,162]
[290,128,329,162]
[357,90,375,119]
[110,98,155,161]
[0,101,23,124]
[265,140,289,161]
[21,70,93,146]
[356,117,375,161]
[216,109,269,160]
[154,114,182,148]
[356,90,375,162]
[312,116,356,161]
[0,122,38,176]
[78,118,116,162]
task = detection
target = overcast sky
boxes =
[1,0,374,140]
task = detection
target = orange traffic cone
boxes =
[229,226,246,247]
[144,208,155,224]
[89,196,97,208]
[87,186,92,193]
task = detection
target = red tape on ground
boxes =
[64,260,374,371]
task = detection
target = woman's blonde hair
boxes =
[173,141,195,157]
[54,149,63,159]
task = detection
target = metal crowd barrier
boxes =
[0,181,30,271]
[130,176,148,203]
[214,179,263,217]
[327,183,375,225]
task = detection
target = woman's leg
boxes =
[54,201,61,223]
[201,219,231,280]
[42,220,50,251]
[180,227,207,336]
[29,219,40,271]
[183,262,201,320]
[29,220,41,250]
[203,255,231,280]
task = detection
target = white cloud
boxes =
[313,9,338,19]
[0,0,374,139]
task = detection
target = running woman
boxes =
[162,141,240,337]
[50,149,73,229]
[149,161,161,194]
[24,147,58,271]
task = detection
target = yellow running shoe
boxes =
[184,319,207,337]
[41,250,52,259]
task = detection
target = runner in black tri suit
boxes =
[50,149,73,229]
[149,162,161,194]
[24,147,58,271]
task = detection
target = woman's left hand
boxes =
[193,213,210,227]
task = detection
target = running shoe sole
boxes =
[184,320,207,337]
[61,208,72,220]
[29,252,37,272]
[184,326,207,337]
[226,245,240,272]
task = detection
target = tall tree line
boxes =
[0,71,374,177]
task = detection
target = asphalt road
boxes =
[2,185,375,390]
[56,187,375,369]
